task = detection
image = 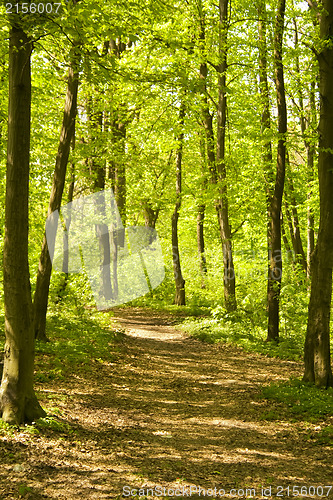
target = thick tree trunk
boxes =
[143,204,159,229]
[0,25,45,424]
[172,103,186,306]
[267,0,287,341]
[303,0,333,387]
[33,46,80,340]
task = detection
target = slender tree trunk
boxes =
[55,142,76,302]
[307,85,316,277]
[172,103,186,306]
[307,165,315,278]
[197,136,208,287]
[284,153,307,273]
[267,0,287,341]
[62,150,75,276]
[293,19,316,277]
[281,212,292,261]
[303,0,333,388]
[215,0,236,312]
[198,1,235,309]
[258,0,275,327]
[197,203,207,287]
[113,117,127,226]
[33,45,80,340]
[88,107,113,301]
[0,24,45,424]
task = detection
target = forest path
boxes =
[1,307,333,499]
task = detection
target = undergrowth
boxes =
[34,305,124,382]
[179,308,304,361]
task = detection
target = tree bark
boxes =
[293,19,316,277]
[33,45,80,340]
[258,0,275,331]
[0,24,45,424]
[199,0,235,310]
[284,164,307,273]
[172,103,186,306]
[197,203,207,287]
[215,0,236,312]
[267,0,287,341]
[197,136,208,288]
[303,0,333,387]
[88,106,114,301]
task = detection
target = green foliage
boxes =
[34,415,73,433]
[180,307,305,361]
[34,303,124,381]
[18,485,33,496]
[262,378,333,421]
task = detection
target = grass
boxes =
[262,377,333,421]
[179,309,304,361]
[34,304,124,382]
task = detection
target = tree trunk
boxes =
[172,103,186,306]
[281,212,292,261]
[215,0,236,312]
[33,45,80,340]
[303,0,333,388]
[284,183,307,273]
[293,19,316,277]
[306,85,316,277]
[307,145,315,279]
[0,24,45,424]
[55,143,76,303]
[267,0,287,341]
[258,0,275,330]
[197,1,235,309]
[197,136,208,288]
[88,107,113,301]
[197,203,207,288]
[113,117,127,226]
[143,203,160,244]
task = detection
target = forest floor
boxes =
[0,307,333,499]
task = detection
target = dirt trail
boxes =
[1,307,333,499]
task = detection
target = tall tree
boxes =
[292,17,316,277]
[0,21,45,424]
[197,138,208,288]
[284,163,307,273]
[303,0,333,388]
[33,44,80,340]
[215,0,236,311]
[172,102,186,306]
[198,0,236,310]
[267,0,287,341]
[258,0,274,333]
